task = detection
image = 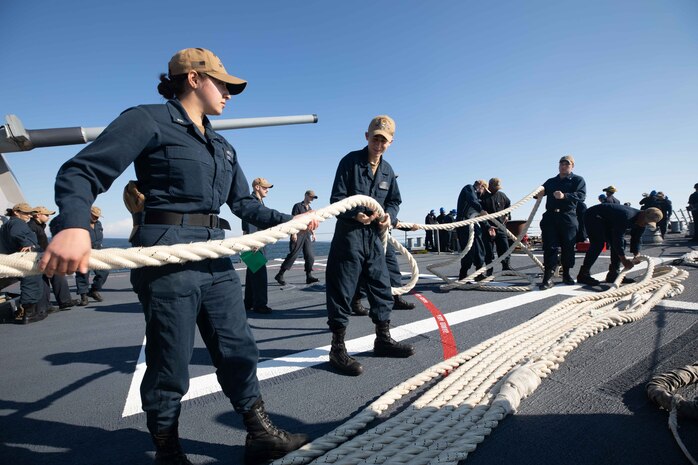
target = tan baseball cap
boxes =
[475,179,491,193]
[168,48,247,95]
[559,155,575,165]
[12,203,35,214]
[644,207,663,229]
[305,190,318,199]
[367,115,395,142]
[252,177,273,188]
[603,185,617,194]
[33,206,56,215]
[90,206,102,218]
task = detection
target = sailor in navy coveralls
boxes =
[538,155,587,290]
[576,204,663,286]
[325,115,415,376]
[40,48,314,465]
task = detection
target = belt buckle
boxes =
[209,214,218,229]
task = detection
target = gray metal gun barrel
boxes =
[0,113,318,153]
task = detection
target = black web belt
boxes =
[138,211,231,230]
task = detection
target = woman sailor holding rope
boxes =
[40,47,316,465]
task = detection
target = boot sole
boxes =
[373,347,415,358]
[244,436,310,464]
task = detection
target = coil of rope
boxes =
[272,258,688,464]
[646,363,698,465]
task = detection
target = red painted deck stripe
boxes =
[413,292,458,359]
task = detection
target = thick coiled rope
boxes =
[646,363,698,465]
[272,257,688,464]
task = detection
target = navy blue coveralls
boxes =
[75,219,110,295]
[456,184,485,279]
[354,241,403,302]
[582,204,645,273]
[53,99,292,434]
[242,195,270,310]
[326,147,400,329]
[540,173,587,274]
[28,217,72,306]
[279,200,315,274]
[0,217,42,306]
[689,190,698,241]
[480,190,512,271]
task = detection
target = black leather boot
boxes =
[14,304,46,324]
[392,295,415,310]
[152,425,193,465]
[329,327,363,375]
[87,289,103,302]
[305,273,319,284]
[576,266,600,286]
[373,321,415,358]
[605,265,619,283]
[274,271,286,286]
[605,265,634,284]
[539,269,554,290]
[350,297,368,316]
[242,397,309,464]
[561,267,575,285]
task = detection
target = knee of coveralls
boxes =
[362,229,395,324]
[326,225,364,330]
[581,217,605,269]
[456,226,470,253]
[557,215,579,270]
[196,270,260,413]
[91,270,110,291]
[301,233,315,273]
[481,226,494,264]
[74,271,90,295]
[19,275,42,305]
[354,275,368,301]
[133,263,201,434]
[540,214,560,269]
[384,242,402,288]
[129,225,238,432]
[468,224,485,268]
[493,228,510,256]
[47,274,71,304]
[280,235,303,272]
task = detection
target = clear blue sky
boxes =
[1,0,696,239]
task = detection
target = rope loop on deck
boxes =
[647,363,698,465]
[272,257,689,464]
